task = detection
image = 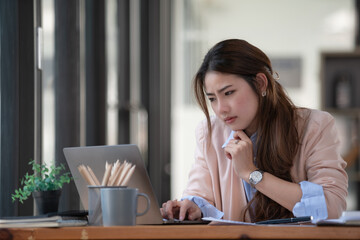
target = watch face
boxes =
[249,170,263,186]
[251,171,262,182]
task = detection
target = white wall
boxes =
[171,0,356,200]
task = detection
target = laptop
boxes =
[63,144,208,225]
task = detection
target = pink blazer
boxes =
[182,108,348,221]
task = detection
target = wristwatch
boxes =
[249,169,264,188]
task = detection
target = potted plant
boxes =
[12,159,72,215]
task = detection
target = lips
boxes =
[224,116,236,124]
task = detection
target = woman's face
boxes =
[204,71,259,136]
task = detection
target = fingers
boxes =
[178,199,201,221]
[161,199,202,221]
[232,130,251,143]
[225,130,252,159]
[161,200,179,220]
[178,201,189,221]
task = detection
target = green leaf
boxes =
[11,159,72,204]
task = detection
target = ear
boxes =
[255,73,268,93]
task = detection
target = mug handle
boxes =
[136,193,150,216]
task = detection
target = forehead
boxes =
[204,72,246,91]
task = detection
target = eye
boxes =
[225,90,234,96]
[208,97,215,102]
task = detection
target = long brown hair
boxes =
[193,39,300,222]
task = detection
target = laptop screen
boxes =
[63,144,163,224]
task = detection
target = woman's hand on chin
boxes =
[224,130,256,180]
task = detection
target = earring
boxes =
[262,91,266,97]
[274,72,280,80]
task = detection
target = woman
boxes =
[161,39,348,223]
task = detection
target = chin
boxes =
[229,126,244,131]
[229,125,249,133]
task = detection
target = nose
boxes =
[217,98,229,115]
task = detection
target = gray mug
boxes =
[100,187,150,226]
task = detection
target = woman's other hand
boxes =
[160,199,202,221]
[224,130,256,180]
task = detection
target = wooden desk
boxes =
[3,224,360,240]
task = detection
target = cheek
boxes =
[234,95,250,109]
[234,94,258,115]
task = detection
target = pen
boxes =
[255,216,313,225]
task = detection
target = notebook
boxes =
[63,144,208,225]
[0,211,88,228]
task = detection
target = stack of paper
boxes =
[316,211,360,226]
[201,217,255,225]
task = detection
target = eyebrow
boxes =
[205,85,232,96]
